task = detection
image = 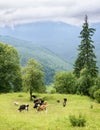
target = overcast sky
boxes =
[0,0,100,27]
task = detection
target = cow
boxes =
[63,98,67,107]
[33,98,48,112]
[33,98,44,108]
[36,104,47,112]
[18,104,29,112]
[36,101,48,112]
[56,100,60,103]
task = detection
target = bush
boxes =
[89,85,98,98]
[94,89,100,103]
[46,84,56,94]
[69,114,86,127]
[50,88,56,94]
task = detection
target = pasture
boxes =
[0,92,100,130]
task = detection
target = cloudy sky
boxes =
[0,0,100,27]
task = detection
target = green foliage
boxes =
[54,72,76,94]
[89,85,99,98]
[50,87,56,94]
[95,75,100,88]
[89,76,100,98]
[22,58,45,99]
[0,42,22,93]
[46,84,56,94]
[76,68,94,95]
[74,15,98,78]
[94,89,100,103]
[73,15,98,96]
[69,114,86,127]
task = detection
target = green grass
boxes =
[0,93,100,130]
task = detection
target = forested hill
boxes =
[0,35,73,84]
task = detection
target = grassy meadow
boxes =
[0,92,100,130]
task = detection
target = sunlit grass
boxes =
[0,92,100,130]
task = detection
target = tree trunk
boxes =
[30,88,32,101]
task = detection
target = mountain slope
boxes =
[0,35,72,84]
[0,22,81,63]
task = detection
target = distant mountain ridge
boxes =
[0,22,81,62]
[0,22,99,65]
[0,35,72,84]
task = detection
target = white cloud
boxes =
[0,0,100,27]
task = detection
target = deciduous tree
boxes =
[22,58,45,100]
[0,43,22,93]
[54,72,76,94]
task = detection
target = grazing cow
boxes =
[36,101,48,112]
[33,98,48,112]
[18,104,29,112]
[43,101,48,105]
[33,102,40,108]
[34,98,44,104]
[33,98,44,108]
[56,100,60,103]
[37,104,47,112]
[63,98,67,107]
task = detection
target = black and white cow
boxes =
[18,104,29,112]
[33,98,44,108]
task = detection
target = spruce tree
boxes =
[73,15,98,78]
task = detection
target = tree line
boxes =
[0,15,100,102]
[54,15,100,102]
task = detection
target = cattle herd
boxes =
[14,95,67,112]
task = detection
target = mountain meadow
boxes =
[0,19,100,130]
[0,92,100,130]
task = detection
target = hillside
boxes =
[0,35,72,84]
[0,22,80,63]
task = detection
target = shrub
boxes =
[69,114,86,127]
[89,85,98,98]
[50,88,56,94]
[94,89,100,103]
[46,84,56,94]
[18,94,23,97]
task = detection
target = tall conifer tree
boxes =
[73,15,98,78]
